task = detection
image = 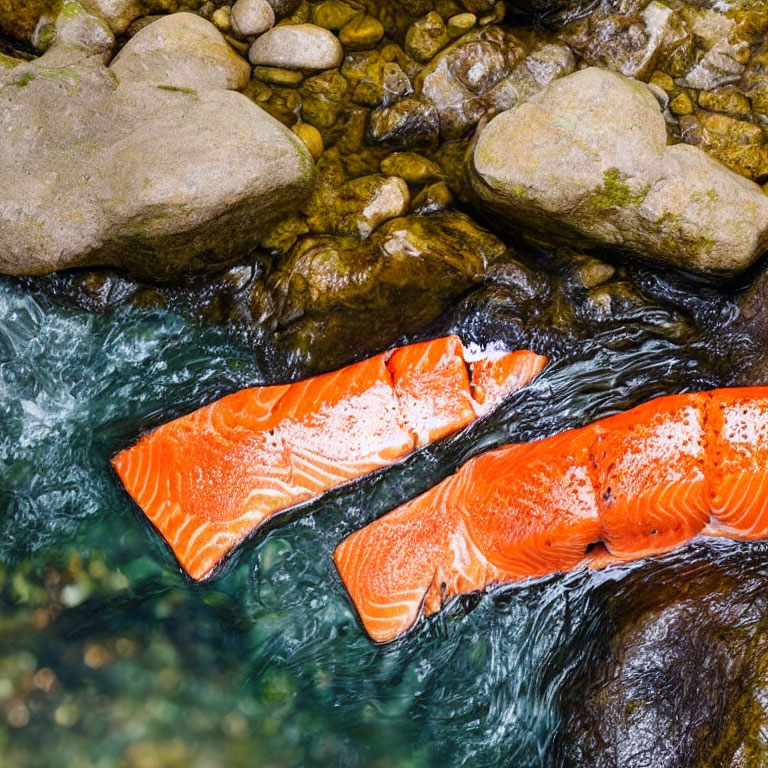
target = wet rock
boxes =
[291,121,324,160]
[252,65,303,85]
[410,180,453,213]
[299,69,349,128]
[733,269,768,386]
[255,210,505,366]
[341,50,412,108]
[698,88,751,120]
[670,91,694,115]
[380,151,441,184]
[338,13,384,50]
[470,67,768,277]
[211,5,232,32]
[310,0,356,31]
[367,97,440,150]
[679,110,768,182]
[677,9,747,91]
[246,80,302,127]
[248,23,343,70]
[265,0,300,21]
[405,11,450,63]
[0,34,315,280]
[553,552,768,768]
[230,0,275,37]
[417,28,573,139]
[575,0,673,80]
[416,27,518,139]
[110,13,251,92]
[0,0,61,41]
[303,156,409,237]
[447,12,476,37]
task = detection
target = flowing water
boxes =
[0,270,761,767]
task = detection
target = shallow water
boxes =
[0,271,759,767]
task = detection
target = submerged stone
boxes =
[254,210,505,367]
[553,552,768,768]
[469,67,768,277]
[368,97,440,149]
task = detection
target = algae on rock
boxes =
[252,210,506,367]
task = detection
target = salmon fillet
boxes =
[113,336,547,580]
[470,351,548,415]
[706,387,768,538]
[335,427,604,642]
[387,335,477,447]
[590,394,709,559]
[335,387,768,643]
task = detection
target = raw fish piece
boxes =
[335,387,768,642]
[707,388,768,538]
[590,394,709,559]
[113,336,546,580]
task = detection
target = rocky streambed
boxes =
[3,0,768,765]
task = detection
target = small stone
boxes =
[574,256,616,289]
[669,91,693,115]
[698,88,752,120]
[299,69,349,128]
[212,6,232,32]
[110,13,251,92]
[410,180,453,213]
[54,0,114,56]
[266,0,302,21]
[405,12,450,63]
[368,98,440,150]
[478,1,506,25]
[649,70,676,97]
[447,12,476,36]
[353,175,410,238]
[338,13,384,50]
[248,23,343,70]
[253,65,303,85]
[231,0,274,37]
[380,151,441,184]
[310,0,356,31]
[292,121,324,159]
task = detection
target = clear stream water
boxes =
[0,271,760,767]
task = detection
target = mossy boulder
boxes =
[469,67,768,277]
[0,32,315,280]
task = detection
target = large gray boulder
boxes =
[469,67,768,277]
[0,19,314,281]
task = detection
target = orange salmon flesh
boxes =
[334,388,768,643]
[112,336,547,580]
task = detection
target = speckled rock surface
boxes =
[110,13,251,91]
[230,0,274,37]
[0,41,314,280]
[248,23,343,70]
[470,67,768,277]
